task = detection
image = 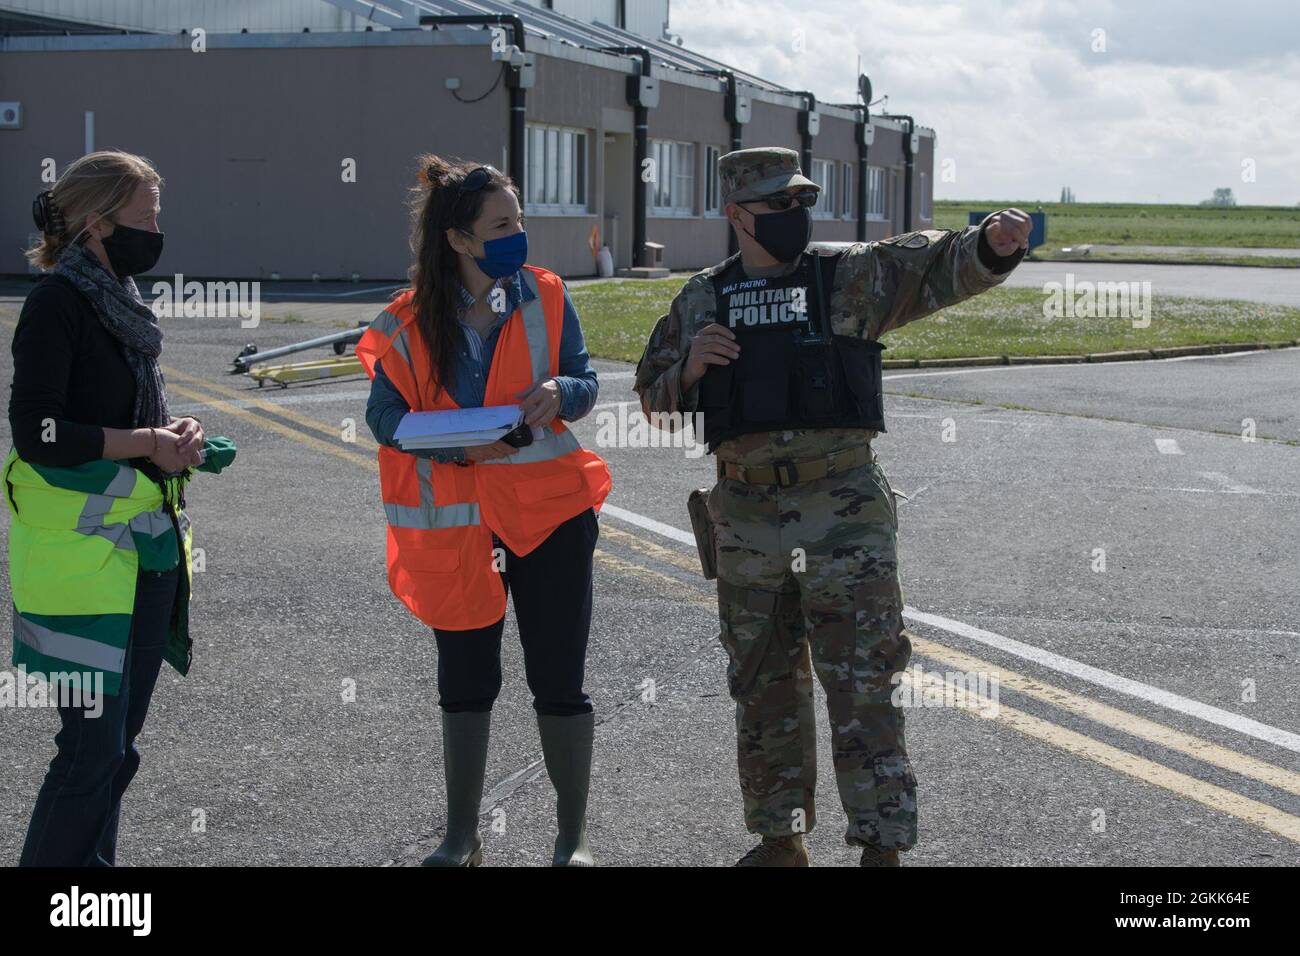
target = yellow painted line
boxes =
[902,668,1300,845]
[605,519,1300,797]
[600,521,700,573]
[598,526,1300,839]
[0,317,370,452]
[161,363,377,451]
[906,632,1300,799]
[31,352,1300,847]
[167,382,376,473]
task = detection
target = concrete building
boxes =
[0,0,936,280]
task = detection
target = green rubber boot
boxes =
[537,712,595,867]
[421,710,490,867]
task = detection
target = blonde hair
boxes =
[26,150,163,271]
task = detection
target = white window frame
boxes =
[704,145,724,216]
[865,165,889,221]
[810,158,836,219]
[524,123,588,215]
[648,139,697,217]
[840,163,854,220]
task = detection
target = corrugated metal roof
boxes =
[399,0,799,94]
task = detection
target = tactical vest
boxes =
[698,248,886,453]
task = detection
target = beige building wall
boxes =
[0,32,932,280]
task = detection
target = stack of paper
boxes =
[394,405,526,449]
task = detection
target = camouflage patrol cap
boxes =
[719,147,819,205]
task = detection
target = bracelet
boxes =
[150,427,159,456]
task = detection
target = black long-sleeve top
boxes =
[8,274,141,468]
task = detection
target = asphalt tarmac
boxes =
[1,280,1296,867]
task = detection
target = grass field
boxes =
[570,279,1300,363]
[934,200,1300,249]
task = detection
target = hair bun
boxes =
[423,155,455,187]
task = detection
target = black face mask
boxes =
[101,223,164,277]
[744,204,812,263]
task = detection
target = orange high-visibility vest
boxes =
[357,266,611,631]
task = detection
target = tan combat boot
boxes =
[735,834,810,867]
[859,844,901,867]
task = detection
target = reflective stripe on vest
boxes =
[382,456,482,530]
[517,269,550,383]
[12,609,126,674]
[5,449,191,695]
[75,465,174,552]
[476,426,581,465]
[476,269,580,466]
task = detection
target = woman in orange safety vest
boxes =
[359,156,611,867]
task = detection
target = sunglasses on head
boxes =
[738,189,819,211]
[457,165,498,193]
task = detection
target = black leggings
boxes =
[434,507,598,716]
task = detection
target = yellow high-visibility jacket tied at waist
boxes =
[5,449,194,696]
[356,266,611,631]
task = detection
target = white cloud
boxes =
[669,0,1300,205]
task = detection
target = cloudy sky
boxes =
[669,0,1300,206]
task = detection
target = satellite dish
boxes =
[858,75,873,108]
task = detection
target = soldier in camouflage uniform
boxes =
[634,147,1030,866]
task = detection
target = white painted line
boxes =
[1198,471,1263,495]
[1122,484,1292,498]
[600,503,697,546]
[880,346,1296,381]
[601,345,1298,388]
[1155,438,1184,455]
[601,502,1300,755]
[261,283,405,299]
[588,400,638,413]
[972,612,1300,640]
[903,608,1300,754]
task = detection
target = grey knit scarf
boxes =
[52,240,169,428]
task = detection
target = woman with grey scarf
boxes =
[9,150,205,865]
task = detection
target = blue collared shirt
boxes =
[365,270,599,463]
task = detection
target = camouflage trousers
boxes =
[706,459,917,850]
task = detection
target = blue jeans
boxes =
[19,566,179,867]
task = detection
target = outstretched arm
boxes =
[854,208,1031,339]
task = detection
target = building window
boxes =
[841,163,854,219]
[525,124,588,214]
[866,165,889,220]
[648,139,696,216]
[920,171,932,221]
[810,158,836,219]
[705,146,723,215]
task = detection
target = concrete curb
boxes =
[882,340,1300,370]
